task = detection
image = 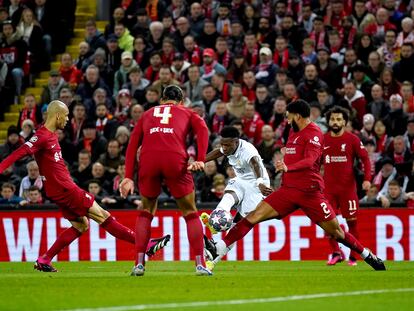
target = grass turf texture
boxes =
[0,261,413,311]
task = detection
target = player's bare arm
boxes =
[204,148,224,162]
[250,156,273,196]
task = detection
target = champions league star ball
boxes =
[208,209,233,232]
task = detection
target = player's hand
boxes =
[258,184,273,196]
[187,161,205,171]
[119,178,134,198]
[362,180,371,191]
[275,160,288,173]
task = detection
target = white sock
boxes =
[216,240,228,257]
[216,193,236,213]
[213,242,235,264]
[361,248,370,259]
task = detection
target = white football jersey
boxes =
[221,139,269,182]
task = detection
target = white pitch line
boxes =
[61,288,414,311]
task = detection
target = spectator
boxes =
[170,52,190,84]
[364,139,381,177]
[242,70,257,103]
[352,64,374,103]
[76,120,107,162]
[90,162,111,192]
[87,179,115,206]
[268,96,289,145]
[380,67,400,100]
[242,31,260,69]
[114,88,132,124]
[241,104,265,145]
[317,87,335,114]
[19,119,35,141]
[352,0,376,32]
[0,125,22,162]
[299,3,317,34]
[115,125,131,154]
[297,64,328,103]
[301,38,317,65]
[56,128,74,165]
[195,160,218,195]
[0,19,28,102]
[310,102,328,133]
[309,16,329,51]
[174,17,194,53]
[383,94,409,137]
[84,19,106,52]
[387,135,412,174]
[142,87,160,111]
[396,17,414,47]
[75,41,93,70]
[130,8,150,38]
[95,103,116,140]
[98,139,125,177]
[184,65,208,103]
[7,0,24,27]
[364,8,396,45]
[279,15,307,53]
[131,35,150,71]
[227,83,248,119]
[122,66,149,105]
[402,81,414,114]
[256,125,279,166]
[373,119,393,154]
[374,158,408,199]
[366,51,385,83]
[315,46,338,90]
[393,42,414,84]
[360,114,376,141]
[70,149,93,189]
[356,34,376,65]
[76,65,112,103]
[255,47,277,87]
[21,185,43,205]
[226,53,248,85]
[228,19,244,53]
[182,34,202,66]
[59,53,83,89]
[215,37,232,70]
[151,65,180,96]
[148,21,164,51]
[282,81,298,104]
[209,101,232,138]
[377,29,400,67]
[199,84,219,117]
[200,48,227,82]
[87,48,114,91]
[144,50,162,83]
[16,7,43,73]
[378,180,410,207]
[287,52,305,86]
[66,101,86,144]
[367,84,389,120]
[114,22,134,53]
[19,160,43,199]
[104,7,125,39]
[113,51,138,95]
[360,184,379,205]
[215,2,231,37]
[105,34,123,72]
[197,19,218,50]
[254,84,274,123]
[17,93,42,131]
[344,80,367,127]
[111,161,126,196]
[41,70,69,104]
[0,182,23,204]
[201,176,226,203]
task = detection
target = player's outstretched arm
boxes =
[0,145,32,174]
[205,148,224,163]
[190,112,209,162]
[124,118,143,180]
[249,156,273,196]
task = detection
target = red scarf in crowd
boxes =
[162,51,175,65]
[217,50,231,69]
[203,60,218,75]
[339,26,357,49]
[218,82,231,102]
[134,51,144,65]
[273,49,289,69]
[376,134,388,153]
[242,86,256,103]
[20,106,38,129]
[310,31,326,49]
[243,44,259,68]
[145,66,160,82]
[184,45,201,65]
[212,115,226,134]
[202,3,213,19]
[71,118,84,144]
[394,152,405,164]
[242,113,263,144]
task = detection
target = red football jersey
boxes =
[283,122,325,190]
[0,126,78,199]
[125,104,209,179]
[323,131,371,194]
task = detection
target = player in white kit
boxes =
[202,126,273,269]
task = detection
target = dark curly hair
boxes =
[162,85,184,102]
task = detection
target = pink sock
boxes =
[184,212,205,267]
[43,227,82,262]
[347,220,359,259]
[336,232,364,254]
[223,217,254,247]
[101,216,135,244]
[328,237,341,254]
[135,210,153,265]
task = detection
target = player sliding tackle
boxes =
[201,126,272,270]
[204,100,386,271]
[0,101,170,272]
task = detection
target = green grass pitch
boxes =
[0,261,413,311]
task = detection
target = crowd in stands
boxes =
[1,0,414,208]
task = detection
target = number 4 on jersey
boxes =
[153,106,172,124]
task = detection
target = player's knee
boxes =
[331,227,344,240]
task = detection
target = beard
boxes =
[329,125,343,134]
[291,120,299,132]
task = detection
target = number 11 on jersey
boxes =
[153,106,172,124]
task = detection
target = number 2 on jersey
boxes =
[153,106,172,124]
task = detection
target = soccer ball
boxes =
[208,209,233,232]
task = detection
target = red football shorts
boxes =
[139,152,194,199]
[264,186,336,223]
[325,191,359,219]
[54,187,95,221]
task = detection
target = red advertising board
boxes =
[0,209,413,262]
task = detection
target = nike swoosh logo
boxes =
[349,211,356,215]
[324,146,330,150]
[51,144,56,148]
[324,214,331,219]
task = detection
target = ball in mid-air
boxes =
[208,209,233,232]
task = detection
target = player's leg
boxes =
[325,193,345,265]
[35,217,88,272]
[131,195,158,276]
[176,191,211,275]
[318,218,385,270]
[339,195,360,265]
